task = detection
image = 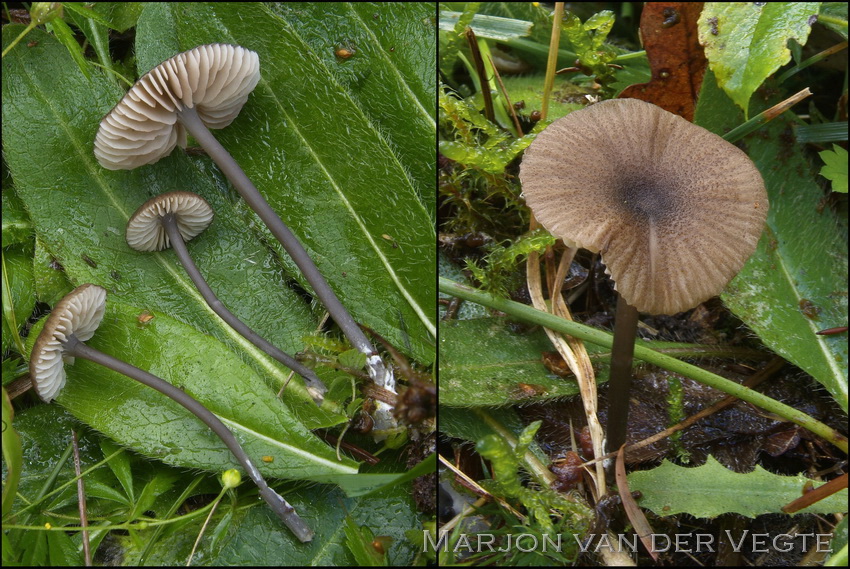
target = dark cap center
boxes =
[613,173,680,223]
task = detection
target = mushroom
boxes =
[29,284,314,542]
[94,44,390,390]
[126,191,326,404]
[519,98,767,456]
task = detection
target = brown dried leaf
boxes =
[620,3,707,121]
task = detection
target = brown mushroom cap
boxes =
[126,191,214,252]
[94,44,261,170]
[29,284,107,402]
[520,98,768,315]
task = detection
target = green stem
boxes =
[1,22,37,58]
[439,277,848,454]
[778,41,848,84]
[816,13,848,28]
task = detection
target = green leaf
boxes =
[8,404,422,565]
[2,389,23,518]
[819,2,848,40]
[208,484,420,565]
[695,73,848,412]
[322,452,436,498]
[794,122,849,144]
[64,4,115,80]
[1,188,33,246]
[2,23,349,417]
[89,2,145,33]
[45,17,91,79]
[2,247,35,355]
[497,75,591,122]
[698,2,821,116]
[26,299,358,481]
[438,10,534,41]
[271,2,436,221]
[439,405,523,444]
[135,3,436,363]
[629,456,848,518]
[61,2,113,29]
[344,514,388,566]
[439,317,581,406]
[32,239,72,306]
[819,144,848,193]
[101,439,134,502]
[1,359,28,390]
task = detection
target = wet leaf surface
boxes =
[698,2,821,116]
[695,73,848,412]
[136,3,437,363]
[26,298,357,480]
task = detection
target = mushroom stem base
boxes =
[605,295,640,457]
[63,335,314,542]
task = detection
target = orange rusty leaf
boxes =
[620,3,706,121]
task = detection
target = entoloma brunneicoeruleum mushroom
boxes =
[126,191,326,404]
[93,44,392,397]
[519,98,768,458]
[29,284,314,542]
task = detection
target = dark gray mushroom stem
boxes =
[604,296,640,455]
[162,213,328,404]
[94,44,390,390]
[126,192,326,404]
[176,107,379,366]
[162,213,327,403]
[29,284,313,542]
[64,336,314,542]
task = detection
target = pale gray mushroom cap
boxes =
[127,191,214,252]
[94,44,261,170]
[30,284,107,402]
[520,98,768,315]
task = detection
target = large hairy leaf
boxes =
[696,73,848,413]
[440,317,582,407]
[3,3,436,481]
[2,25,332,419]
[136,2,437,363]
[3,2,437,464]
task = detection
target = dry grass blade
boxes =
[438,453,525,526]
[72,430,91,567]
[526,220,607,497]
[615,445,657,563]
